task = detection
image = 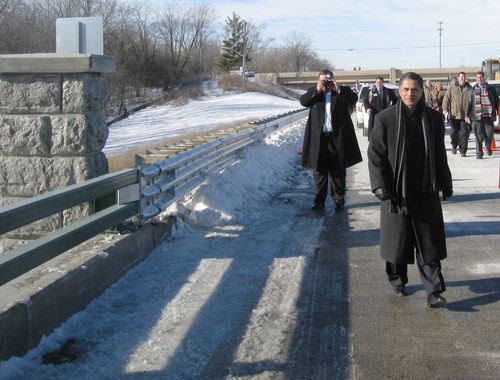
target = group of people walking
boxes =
[299,69,498,308]
[426,72,499,159]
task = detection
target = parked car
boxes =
[355,83,399,136]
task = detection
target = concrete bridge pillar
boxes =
[0,54,115,250]
[390,67,402,84]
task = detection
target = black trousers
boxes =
[386,252,445,295]
[473,117,494,156]
[313,132,346,205]
[450,119,470,154]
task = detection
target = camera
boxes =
[323,75,335,91]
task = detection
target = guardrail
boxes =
[0,108,307,286]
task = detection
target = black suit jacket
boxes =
[300,86,362,171]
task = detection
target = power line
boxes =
[312,41,500,51]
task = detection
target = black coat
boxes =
[368,104,453,264]
[300,86,362,170]
[364,86,398,140]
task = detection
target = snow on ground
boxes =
[103,82,302,156]
[0,88,310,379]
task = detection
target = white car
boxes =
[355,83,399,136]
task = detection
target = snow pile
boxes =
[163,122,305,229]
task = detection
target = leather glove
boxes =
[374,187,390,201]
[442,189,453,200]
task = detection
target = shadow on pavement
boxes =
[445,192,500,203]
[445,277,500,312]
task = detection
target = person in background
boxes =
[431,81,446,113]
[364,76,398,140]
[442,72,473,156]
[423,79,434,107]
[300,69,362,211]
[368,72,453,308]
[469,71,499,159]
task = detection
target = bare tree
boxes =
[283,31,314,72]
[253,31,334,74]
[154,4,216,80]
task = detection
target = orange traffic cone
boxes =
[491,138,497,151]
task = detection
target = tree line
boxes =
[0,0,332,97]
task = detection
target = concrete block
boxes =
[62,74,106,113]
[0,54,116,74]
[51,112,108,155]
[0,74,61,114]
[0,154,108,197]
[0,303,29,360]
[0,217,175,361]
[0,115,52,156]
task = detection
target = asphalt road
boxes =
[306,125,500,379]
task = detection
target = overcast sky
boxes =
[135,0,500,71]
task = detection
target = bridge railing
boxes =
[0,108,307,286]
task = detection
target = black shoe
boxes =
[476,154,483,159]
[334,198,345,211]
[427,293,447,308]
[461,153,466,157]
[487,148,492,156]
[393,287,408,297]
[311,203,325,211]
[451,147,457,154]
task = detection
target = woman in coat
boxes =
[431,81,446,113]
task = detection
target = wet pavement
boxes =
[325,125,500,379]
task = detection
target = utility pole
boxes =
[437,21,444,68]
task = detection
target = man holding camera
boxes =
[300,69,362,211]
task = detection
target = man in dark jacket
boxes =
[364,76,398,140]
[300,69,362,211]
[469,71,500,158]
[368,72,453,308]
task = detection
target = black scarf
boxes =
[391,99,436,215]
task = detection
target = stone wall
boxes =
[0,54,115,249]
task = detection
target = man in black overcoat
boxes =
[300,69,362,211]
[364,76,398,140]
[368,72,453,308]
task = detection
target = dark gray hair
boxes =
[400,72,423,89]
[318,69,334,78]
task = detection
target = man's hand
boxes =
[374,187,390,201]
[465,116,471,124]
[316,79,327,93]
[333,80,339,93]
[442,189,453,200]
[367,108,373,114]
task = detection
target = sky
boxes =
[131,0,500,71]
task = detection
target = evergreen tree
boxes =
[219,12,250,72]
